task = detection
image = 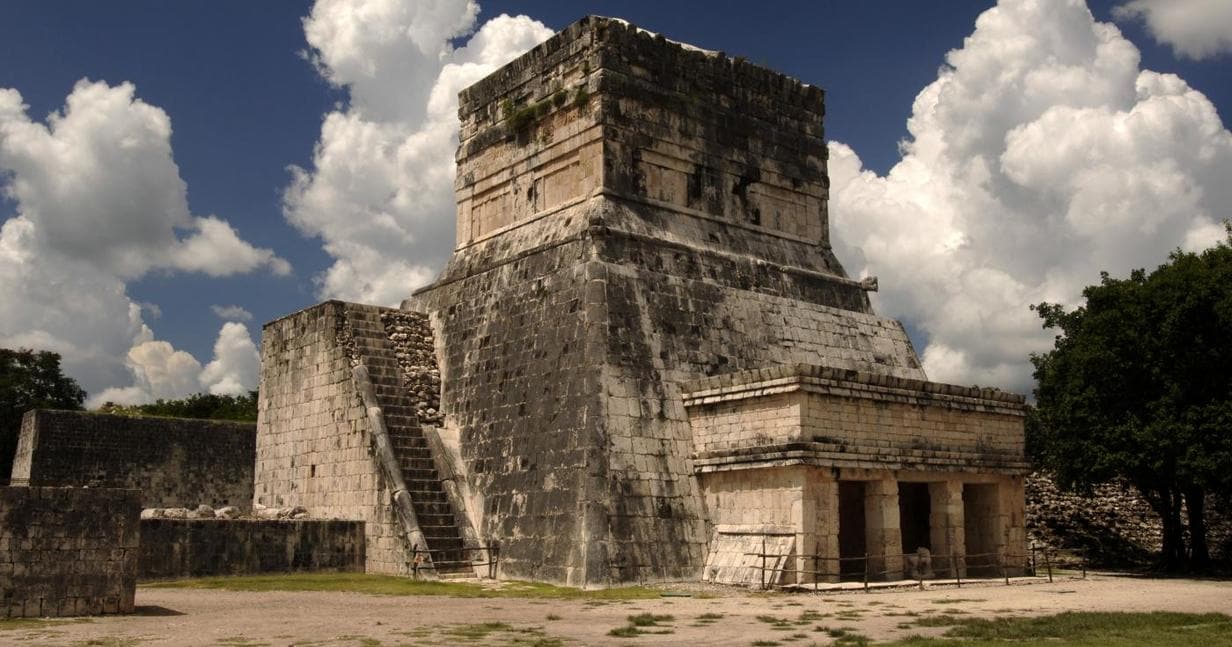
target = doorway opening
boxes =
[838,480,867,579]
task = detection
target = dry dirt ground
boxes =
[6,574,1232,646]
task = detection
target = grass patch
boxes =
[628,613,673,627]
[608,613,675,637]
[215,638,271,647]
[750,642,780,647]
[446,622,513,639]
[911,614,967,627]
[399,623,563,646]
[929,597,985,604]
[878,611,1232,646]
[544,613,561,621]
[797,610,826,623]
[505,637,563,647]
[147,573,660,600]
[72,639,144,647]
[0,617,91,631]
[756,614,796,631]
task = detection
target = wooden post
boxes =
[953,550,961,588]
[1001,551,1009,586]
[761,536,767,590]
[862,553,869,592]
[1045,549,1053,584]
[813,553,819,593]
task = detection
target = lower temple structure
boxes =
[685,365,1026,585]
[254,16,1030,587]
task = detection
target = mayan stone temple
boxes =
[256,16,1028,588]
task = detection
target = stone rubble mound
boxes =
[380,310,444,427]
[140,504,308,520]
[1026,471,1232,566]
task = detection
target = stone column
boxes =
[864,478,903,580]
[1001,476,1027,575]
[928,480,966,578]
[802,471,840,583]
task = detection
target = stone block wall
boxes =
[138,519,365,580]
[256,301,410,574]
[0,486,139,617]
[684,365,1028,474]
[11,410,255,509]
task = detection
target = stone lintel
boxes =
[681,363,1026,412]
[691,442,1030,476]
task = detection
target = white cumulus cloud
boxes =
[0,80,280,405]
[1114,0,1232,60]
[829,0,1231,394]
[285,0,553,305]
[211,304,254,322]
[198,322,260,396]
[91,322,260,405]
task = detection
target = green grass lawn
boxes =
[144,572,662,600]
[884,611,1232,646]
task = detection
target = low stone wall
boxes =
[12,409,255,509]
[0,486,139,618]
[138,519,365,580]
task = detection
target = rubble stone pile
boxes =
[380,310,444,427]
[1026,471,1232,566]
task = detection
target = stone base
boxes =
[0,486,139,618]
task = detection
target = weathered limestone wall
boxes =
[0,486,139,617]
[138,519,365,580]
[410,16,925,587]
[685,365,1028,474]
[11,410,255,509]
[256,301,407,574]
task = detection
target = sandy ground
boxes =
[6,574,1232,646]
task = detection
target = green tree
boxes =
[1030,226,1232,571]
[98,391,258,422]
[0,348,87,484]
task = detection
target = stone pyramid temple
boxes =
[256,16,1028,588]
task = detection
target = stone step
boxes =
[388,434,427,448]
[404,478,447,489]
[423,537,465,550]
[401,468,438,481]
[416,514,457,527]
[415,501,454,516]
[408,491,448,505]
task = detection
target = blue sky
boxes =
[1,0,1229,403]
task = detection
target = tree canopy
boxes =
[97,391,258,422]
[0,348,87,484]
[1030,226,1232,570]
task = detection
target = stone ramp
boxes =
[343,307,471,575]
[703,528,795,587]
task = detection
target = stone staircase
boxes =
[344,307,471,575]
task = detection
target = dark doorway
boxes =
[898,482,931,554]
[838,481,867,579]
